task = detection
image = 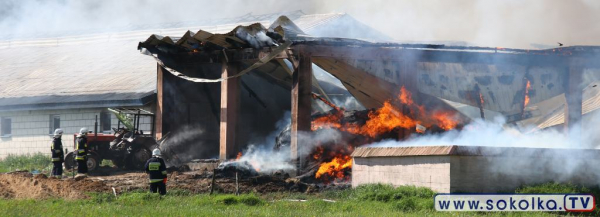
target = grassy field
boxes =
[0,153,51,173]
[2,183,597,217]
[1,154,598,216]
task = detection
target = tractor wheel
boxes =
[64,152,75,170]
[126,147,151,170]
[86,154,100,172]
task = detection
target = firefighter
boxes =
[75,127,89,177]
[50,129,64,178]
[144,148,167,195]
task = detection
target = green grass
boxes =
[0,184,580,217]
[99,159,114,167]
[0,153,51,173]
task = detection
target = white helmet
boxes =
[152,148,161,156]
[79,127,88,136]
[53,129,63,138]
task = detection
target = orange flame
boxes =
[311,86,459,136]
[312,101,419,137]
[399,86,414,105]
[432,111,458,130]
[399,86,425,115]
[235,152,242,160]
[524,80,531,108]
[359,101,418,137]
[312,146,324,160]
[479,93,485,106]
[315,155,352,179]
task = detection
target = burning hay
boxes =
[226,86,465,184]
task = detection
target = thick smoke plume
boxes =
[367,114,597,149]
[3,1,599,48]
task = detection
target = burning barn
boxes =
[137,13,600,190]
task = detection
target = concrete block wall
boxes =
[352,156,451,193]
[0,106,153,159]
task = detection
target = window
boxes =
[49,115,60,134]
[1,117,11,136]
[101,112,111,132]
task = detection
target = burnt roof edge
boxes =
[0,92,156,112]
[351,145,600,158]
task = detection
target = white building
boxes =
[0,28,158,158]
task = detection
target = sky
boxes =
[1,0,599,48]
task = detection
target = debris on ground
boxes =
[0,169,350,200]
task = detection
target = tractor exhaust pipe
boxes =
[94,115,98,138]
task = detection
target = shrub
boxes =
[238,194,264,206]
[215,195,238,205]
[353,184,396,202]
[394,197,417,212]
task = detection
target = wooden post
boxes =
[219,62,240,160]
[564,58,583,135]
[210,169,216,195]
[155,64,164,140]
[290,52,312,173]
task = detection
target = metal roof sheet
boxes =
[351,145,600,157]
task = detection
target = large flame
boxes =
[315,155,352,179]
[524,80,531,108]
[311,101,419,137]
[312,86,458,136]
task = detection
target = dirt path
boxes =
[0,170,324,200]
[0,172,108,199]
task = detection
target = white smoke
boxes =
[5,0,598,48]
[235,111,344,173]
[367,114,595,149]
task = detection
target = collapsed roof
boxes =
[138,15,600,128]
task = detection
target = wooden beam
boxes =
[290,52,312,171]
[219,62,241,160]
[301,45,587,67]
[564,58,584,135]
[155,63,164,140]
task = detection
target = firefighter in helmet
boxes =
[50,129,64,178]
[75,127,89,177]
[144,148,167,195]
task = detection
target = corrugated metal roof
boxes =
[352,145,600,157]
[0,12,369,111]
[352,146,456,157]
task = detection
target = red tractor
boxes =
[65,108,158,172]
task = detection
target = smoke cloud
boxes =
[367,113,598,149]
[2,0,598,48]
[234,111,344,173]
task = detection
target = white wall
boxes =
[0,106,153,159]
[352,156,452,193]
